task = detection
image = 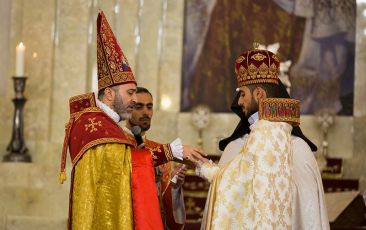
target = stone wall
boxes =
[0,1,365,228]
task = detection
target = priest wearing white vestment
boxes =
[196,48,330,230]
[213,85,330,230]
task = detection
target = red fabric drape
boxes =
[132,149,164,230]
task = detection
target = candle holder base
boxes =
[3,151,31,163]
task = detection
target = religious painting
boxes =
[181,0,356,115]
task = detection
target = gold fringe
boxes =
[59,171,67,184]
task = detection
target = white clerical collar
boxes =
[248,112,259,126]
[96,99,120,123]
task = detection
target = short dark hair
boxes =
[136,86,152,97]
[247,83,281,98]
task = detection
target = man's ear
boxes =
[253,87,267,102]
[104,87,115,102]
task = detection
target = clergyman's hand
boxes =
[182,145,207,165]
[172,165,187,189]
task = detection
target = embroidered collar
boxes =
[96,99,120,123]
[258,98,300,126]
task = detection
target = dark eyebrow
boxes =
[135,102,154,108]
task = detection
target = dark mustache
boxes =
[139,115,151,121]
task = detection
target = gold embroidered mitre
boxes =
[259,98,300,126]
[97,11,136,91]
[235,49,280,87]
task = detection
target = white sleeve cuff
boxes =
[195,160,212,176]
[170,138,183,160]
[195,160,218,183]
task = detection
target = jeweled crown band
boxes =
[259,98,300,126]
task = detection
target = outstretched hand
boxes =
[182,145,208,165]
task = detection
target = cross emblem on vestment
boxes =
[185,198,197,214]
[85,117,102,133]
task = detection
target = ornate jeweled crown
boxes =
[259,98,300,126]
[234,49,280,87]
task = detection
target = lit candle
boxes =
[15,42,25,76]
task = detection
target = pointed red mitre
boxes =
[97,11,136,91]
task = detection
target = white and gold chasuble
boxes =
[199,120,293,230]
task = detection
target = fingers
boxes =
[177,174,185,181]
[182,145,209,165]
[200,158,209,164]
[176,170,186,178]
[172,166,186,188]
[173,164,186,174]
[191,151,206,162]
[192,147,207,156]
[184,155,200,165]
[183,145,207,156]
[173,164,186,175]
[180,164,187,171]
[186,153,208,166]
[175,174,185,186]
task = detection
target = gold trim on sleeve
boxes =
[163,144,174,162]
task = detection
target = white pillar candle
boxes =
[15,42,25,76]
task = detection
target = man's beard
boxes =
[113,93,132,120]
[244,97,259,117]
[138,116,151,131]
[129,116,151,132]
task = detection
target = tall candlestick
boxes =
[3,77,31,162]
[15,42,25,76]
